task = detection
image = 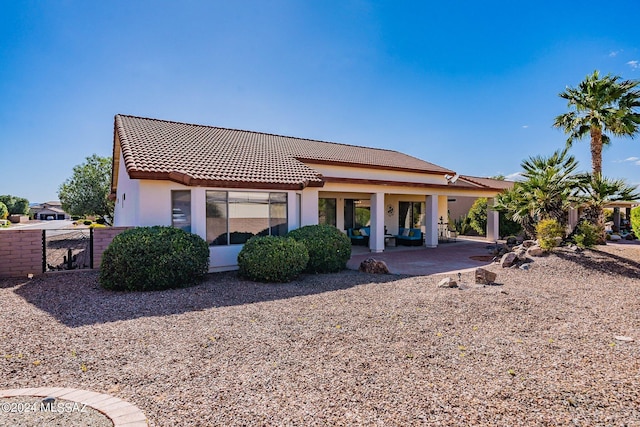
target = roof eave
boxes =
[128,170,324,191]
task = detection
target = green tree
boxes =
[0,201,8,219]
[573,173,640,243]
[467,197,522,238]
[468,198,488,235]
[58,154,114,224]
[494,148,578,238]
[553,70,640,175]
[0,195,30,215]
[631,207,640,238]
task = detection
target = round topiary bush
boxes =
[100,226,210,291]
[535,218,564,251]
[287,224,352,273]
[237,235,308,282]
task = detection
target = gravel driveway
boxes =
[1,244,640,426]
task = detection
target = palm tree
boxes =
[553,70,640,175]
[494,148,578,238]
[573,173,640,242]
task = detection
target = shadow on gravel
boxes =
[13,270,404,328]
[554,249,640,279]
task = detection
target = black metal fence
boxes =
[42,228,94,272]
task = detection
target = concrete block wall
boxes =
[0,230,43,278]
[0,227,133,278]
[92,227,132,268]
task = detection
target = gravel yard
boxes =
[1,244,640,426]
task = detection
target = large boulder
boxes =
[359,258,390,274]
[475,268,497,285]
[500,252,518,268]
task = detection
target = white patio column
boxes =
[370,192,385,253]
[336,197,345,231]
[424,195,438,248]
[300,188,319,227]
[486,198,499,241]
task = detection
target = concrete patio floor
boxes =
[346,236,497,276]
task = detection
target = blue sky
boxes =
[1,0,639,203]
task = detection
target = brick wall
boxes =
[92,227,132,268]
[0,229,43,278]
[0,227,133,279]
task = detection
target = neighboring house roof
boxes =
[449,175,515,191]
[112,115,456,191]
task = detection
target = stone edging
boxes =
[0,387,147,426]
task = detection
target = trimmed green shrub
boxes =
[572,220,600,249]
[0,202,7,220]
[99,226,209,291]
[237,236,308,282]
[287,224,351,273]
[632,207,640,238]
[536,218,564,251]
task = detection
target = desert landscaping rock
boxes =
[437,277,457,288]
[358,258,390,274]
[1,244,640,426]
[474,267,497,284]
[500,252,517,268]
[527,245,545,257]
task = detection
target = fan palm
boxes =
[573,173,640,242]
[553,70,640,175]
[494,148,578,238]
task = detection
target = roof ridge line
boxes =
[114,114,407,155]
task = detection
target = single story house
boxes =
[30,201,70,220]
[110,115,509,271]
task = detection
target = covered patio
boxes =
[346,236,496,275]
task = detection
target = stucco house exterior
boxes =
[110,114,508,271]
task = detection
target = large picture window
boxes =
[398,201,424,229]
[318,198,337,227]
[344,199,370,230]
[171,190,191,232]
[207,191,288,245]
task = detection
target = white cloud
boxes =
[521,125,529,129]
[627,60,639,69]
[615,157,640,164]
[505,172,522,181]
[609,50,622,57]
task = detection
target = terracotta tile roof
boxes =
[462,175,514,190]
[114,115,454,190]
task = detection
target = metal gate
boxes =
[42,228,93,272]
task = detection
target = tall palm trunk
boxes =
[589,127,605,241]
[590,127,603,175]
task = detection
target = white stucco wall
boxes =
[113,150,141,227]
[113,160,504,271]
